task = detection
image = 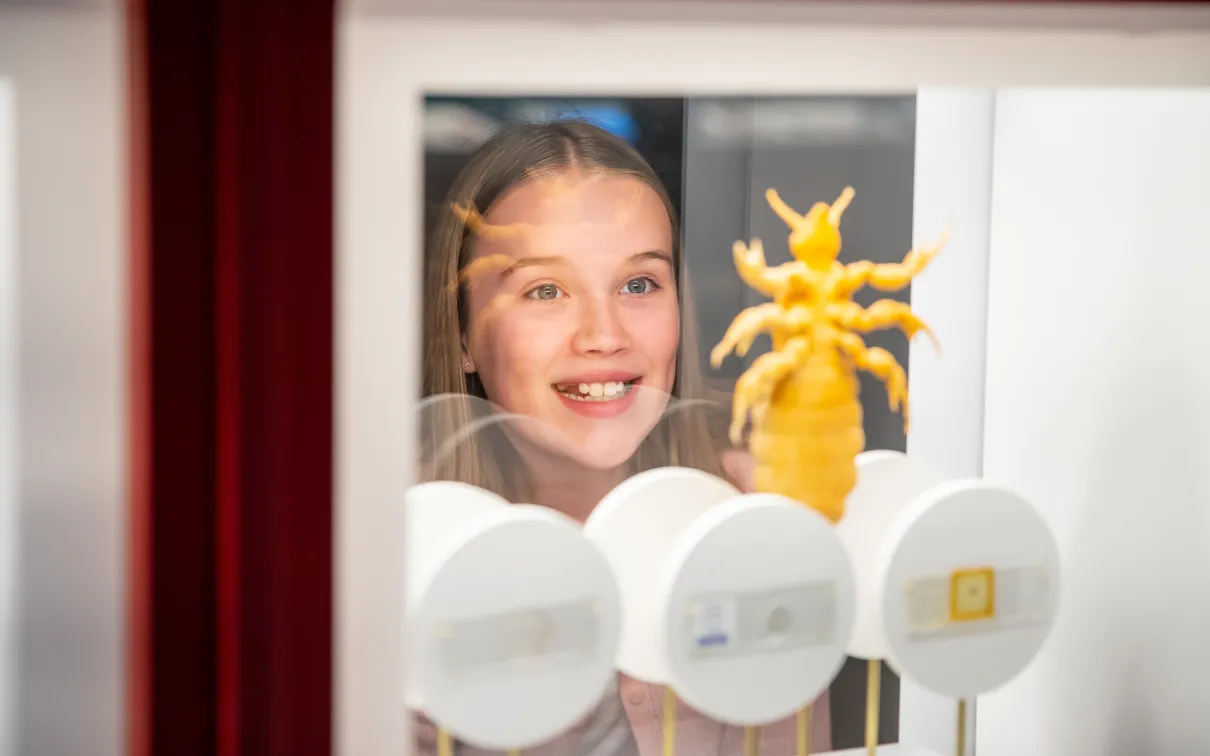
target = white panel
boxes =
[0,77,15,756]
[0,8,126,756]
[904,87,995,754]
[980,89,1210,756]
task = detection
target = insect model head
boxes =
[765,186,856,271]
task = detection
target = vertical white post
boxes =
[0,78,16,756]
[904,87,996,755]
[335,15,414,756]
[0,9,125,754]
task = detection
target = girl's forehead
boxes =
[473,173,673,262]
[488,171,666,229]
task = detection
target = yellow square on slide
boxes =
[949,567,995,622]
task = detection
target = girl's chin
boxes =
[561,447,639,472]
[541,437,642,472]
[518,428,646,472]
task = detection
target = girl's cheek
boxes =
[467,294,528,341]
[629,300,680,342]
[491,307,569,357]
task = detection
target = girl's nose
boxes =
[571,299,628,355]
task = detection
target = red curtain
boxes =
[126,1,335,755]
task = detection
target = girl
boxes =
[417,120,832,756]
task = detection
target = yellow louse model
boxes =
[711,187,946,524]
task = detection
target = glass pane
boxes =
[414,93,921,755]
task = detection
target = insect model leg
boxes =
[732,239,778,298]
[836,331,911,431]
[830,300,939,351]
[710,303,794,367]
[730,337,812,444]
[839,233,948,294]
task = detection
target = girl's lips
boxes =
[551,379,641,419]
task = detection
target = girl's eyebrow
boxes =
[454,253,564,292]
[464,249,673,287]
[508,250,674,277]
[631,250,674,269]
[500,255,567,278]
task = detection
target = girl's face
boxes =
[461,170,680,471]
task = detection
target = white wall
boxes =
[0,7,126,756]
[979,89,1210,756]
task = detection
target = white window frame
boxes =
[335,5,1210,755]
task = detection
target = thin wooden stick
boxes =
[956,699,967,756]
[797,704,812,756]
[865,660,881,756]
[744,726,760,756]
[663,687,677,756]
[437,729,453,756]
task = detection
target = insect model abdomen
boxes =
[749,348,863,524]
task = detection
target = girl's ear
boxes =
[460,333,476,374]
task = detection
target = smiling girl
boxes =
[417,120,831,756]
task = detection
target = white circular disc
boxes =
[880,481,1061,698]
[660,494,856,725]
[583,466,741,682]
[405,481,511,600]
[834,450,946,660]
[409,505,622,750]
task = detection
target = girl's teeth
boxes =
[555,381,633,402]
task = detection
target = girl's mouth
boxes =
[551,378,639,403]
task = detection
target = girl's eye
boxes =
[525,283,565,301]
[622,276,660,295]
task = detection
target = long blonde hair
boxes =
[421,120,726,501]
